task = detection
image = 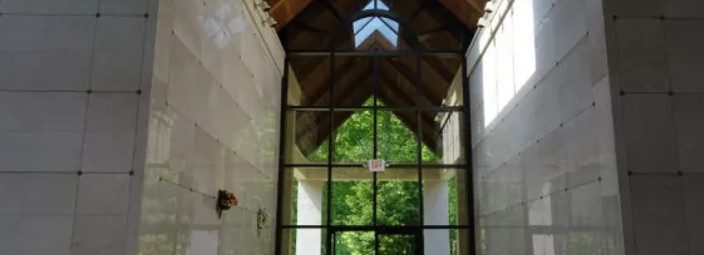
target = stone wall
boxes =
[137,0,284,254]
[0,0,157,254]
[468,0,624,253]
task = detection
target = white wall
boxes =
[0,0,157,254]
[137,0,284,254]
[468,0,624,254]
[603,0,704,254]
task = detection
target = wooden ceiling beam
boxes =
[289,2,327,42]
[378,61,436,107]
[466,0,486,12]
[295,68,373,154]
[376,87,440,151]
[268,0,316,31]
[296,62,371,138]
[418,25,451,41]
[290,19,333,36]
[386,20,458,83]
[421,57,455,83]
[317,0,347,24]
[292,27,356,83]
[377,71,418,106]
[384,57,446,103]
[408,0,433,22]
[304,58,365,106]
[436,0,483,29]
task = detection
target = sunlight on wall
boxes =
[480,0,536,127]
[529,184,555,255]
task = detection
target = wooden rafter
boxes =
[378,60,434,107]
[283,0,475,156]
[437,0,484,29]
[295,67,373,154]
[383,57,447,103]
[304,57,367,106]
[267,0,315,31]
[376,87,440,151]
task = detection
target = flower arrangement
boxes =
[216,189,238,219]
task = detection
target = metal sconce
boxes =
[256,208,269,230]
[484,1,496,13]
[254,0,277,28]
[255,1,271,12]
[476,17,488,28]
[265,16,278,28]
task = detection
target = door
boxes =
[377,229,422,255]
[331,229,422,255]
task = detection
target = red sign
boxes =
[367,159,386,172]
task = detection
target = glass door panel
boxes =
[333,231,375,255]
[331,168,374,225]
[379,234,420,255]
[376,168,421,226]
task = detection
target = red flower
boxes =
[227,193,238,206]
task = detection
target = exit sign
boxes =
[367,159,386,172]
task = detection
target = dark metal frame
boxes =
[275,2,475,255]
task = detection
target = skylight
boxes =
[353,0,399,48]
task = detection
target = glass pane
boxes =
[421,111,466,164]
[285,111,330,164]
[331,168,373,225]
[281,228,327,255]
[377,109,419,164]
[379,234,418,255]
[332,110,373,163]
[334,231,374,255]
[424,229,471,255]
[288,56,331,107]
[332,56,372,107]
[378,56,420,107]
[420,57,463,107]
[377,168,420,225]
[422,168,469,226]
[282,167,327,226]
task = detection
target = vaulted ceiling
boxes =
[266,0,485,31]
[266,0,485,155]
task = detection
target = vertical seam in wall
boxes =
[660,18,673,93]
[136,15,149,91]
[662,18,690,255]
[69,91,93,251]
[510,7,517,96]
[609,16,638,255]
[87,10,100,91]
[660,18,683,174]
[124,15,150,248]
[129,11,150,172]
[69,2,100,249]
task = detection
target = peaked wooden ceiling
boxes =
[269,0,484,156]
[267,0,485,31]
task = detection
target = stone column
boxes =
[295,180,324,255]
[424,179,450,254]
